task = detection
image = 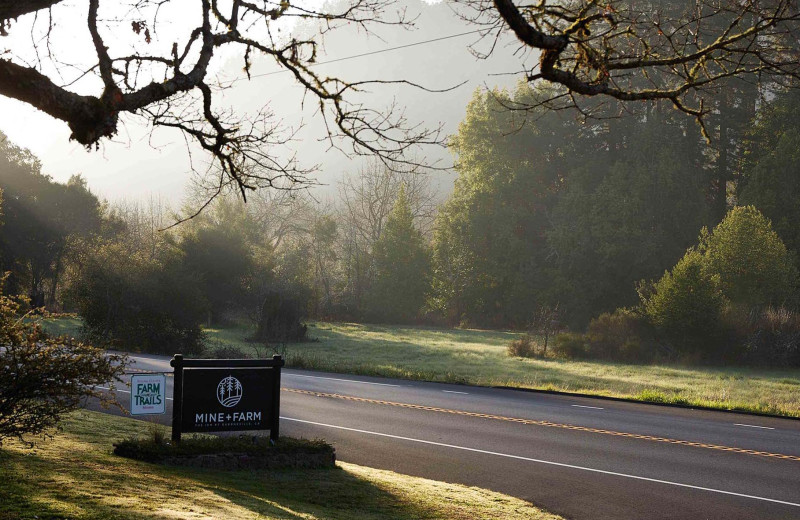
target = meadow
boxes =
[44,317,800,417]
[212,321,800,417]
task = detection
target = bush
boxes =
[640,249,725,358]
[585,308,656,362]
[741,307,800,367]
[507,335,537,358]
[113,434,334,467]
[68,241,207,355]
[552,333,587,359]
[0,286,126,444]
[254,288,308,343]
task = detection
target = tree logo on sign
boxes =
[217,376,243,407]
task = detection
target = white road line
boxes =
[281,417,800,509]
[572,404,604,410]
[94,386,174,401]
[734,423,775,430]
[442,390,469,395]
[285,373,401,387]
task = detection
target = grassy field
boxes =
[0,410,559,520]
[211,322,800,418]
[42,317,800,417]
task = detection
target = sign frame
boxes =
[170,354,284,443]
[130,373,167,416]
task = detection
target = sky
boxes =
[0,0,535,207]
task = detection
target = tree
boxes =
[68,239,208,354]
[548,105,712,325]
[738,89,800,260]
[0,0,441,200]
[641,206,799,358]
[0,132,104,308]
[368,184,431,322]
[640,249,725,357]
[337,162,437,316]
[699,205,798,308]
[178,196,267,325]
[458,0,800,134]
[432,86,570,327]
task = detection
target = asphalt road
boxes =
[89,352,800,520]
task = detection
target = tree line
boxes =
[1,82,800,365]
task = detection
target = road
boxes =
[90,352,800,520]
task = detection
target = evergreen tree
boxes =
[549,107,711,325]
[368,185,431,323]
[738,90,800,264]
[431,85,575,327]
[700,206,798,308]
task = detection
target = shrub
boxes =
[552,333,587,359]
[0,286,126,444]
[113,434,334,466]
[254,288,308,343]
[585,308,656,362]
[741,307,800,367]
[507,335,537,358]
[640,249,725,358]
[67,241,207,355]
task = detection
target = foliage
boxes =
[432,86,570,327]
[0,132,104,308]
[700,206,798,308]
[67,240,207,355]
[178,197,268,326]
[0,284,126,444]
[506,335,537,358]
[739,89,800,260]
[739,307,800,367]
[548,107,711,326]
[113,434,333,462]
[640,249,725,358]
[551,333,587,360]
[585,309,656,363]
[433,87,713,328]
[368,185,431,323]
[254,287,308,342]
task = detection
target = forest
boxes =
[2,81,799,367]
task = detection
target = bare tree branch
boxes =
[455,0,800,130]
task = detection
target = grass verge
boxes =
[0,410,559,520]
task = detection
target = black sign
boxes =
[181,368,273,433]
[170,355,284,443]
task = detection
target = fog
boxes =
[0,0,535,206]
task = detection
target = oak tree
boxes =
[0,0,441,201]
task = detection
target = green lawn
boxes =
[42,318,800,417]
[0,410,559,520]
